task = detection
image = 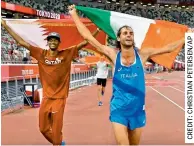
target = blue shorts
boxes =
[109,110,146,130]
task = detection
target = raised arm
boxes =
[76,28,100,50]
[76,28,113,63]
[2,18,42,60]
[1,18,30,49]
[141,38,185,59]
[68,5,116,64]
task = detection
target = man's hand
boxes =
[68,5,77,15]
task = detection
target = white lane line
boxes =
[168,85,185,93]
[149,86,185,111]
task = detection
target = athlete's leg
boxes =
[98,85,102,101]
[101,79,107,96]
[97,78,102,105]
[112,122,129,145]
[128,128,142,145]
[39,99,53,143]
[49,99,65,145]
[51,104,65,145]
[101,86,105,96]
[127,110,146,145]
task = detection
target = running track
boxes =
[1,71,189,145]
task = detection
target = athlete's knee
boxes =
[112,123,129,145]
[116,137,129,145]
[129,132,141,145]
[39,123,51,135]
[98,86,102,90]
[128,128,142,145]
[129,139,140,145]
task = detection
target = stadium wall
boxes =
[1,64,90,82]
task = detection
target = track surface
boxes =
[1,71,188,145]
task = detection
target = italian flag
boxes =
[76,6,188,68]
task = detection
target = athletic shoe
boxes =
[98,101,103,106]
[61,141,65,145]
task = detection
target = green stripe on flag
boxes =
[76,6,116,39]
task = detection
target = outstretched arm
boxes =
[141,38,185,58]
[76,28,100,50]
[2,18,30,49]
[1,18,42,59]
[68,5,116,64]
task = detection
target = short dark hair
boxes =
[116,25,135,50]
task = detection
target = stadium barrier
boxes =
[1,69,113,112]
[144,65,164,74]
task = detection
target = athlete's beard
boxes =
[121,43,134,50]
[124,44,133,49]
[120,40,134,50]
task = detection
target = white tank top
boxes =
[96,61,108,79]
